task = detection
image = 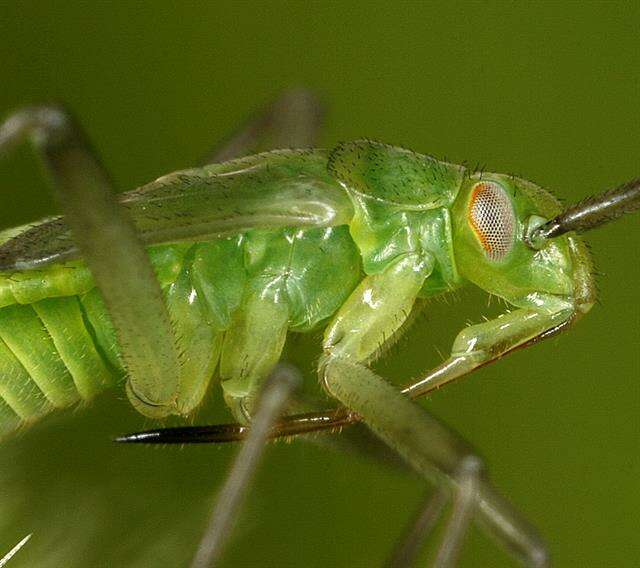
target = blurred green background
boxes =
[0,2,638,567]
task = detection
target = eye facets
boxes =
[468,181,516,261]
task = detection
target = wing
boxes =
[0,150,353,271]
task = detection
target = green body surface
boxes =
[0,142,594,435]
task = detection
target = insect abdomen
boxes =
[0,296,119,437]
[0,237,241,433]
[0,234,192,435]
[0,223,362,433]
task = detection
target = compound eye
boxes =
[468,181,516,261]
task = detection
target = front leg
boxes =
[324,253,433,364]
[403,295,574,399]
[321,255,551,566]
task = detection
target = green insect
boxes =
[0,90,637,567]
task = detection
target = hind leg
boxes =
[0,106,181,416]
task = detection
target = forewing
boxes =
[0,150,353,271]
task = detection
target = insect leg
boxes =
[323,358,548,567]
[386,460,484,567]
[319,255,550,566]
[199,88,324,164]
[432,457,481,567]
[190,363,300,568]
[401,302,573,400]
[126,291,578,439]
[218,281,291,420]
[386,488,448,567]
[387,458,481,568]
[0,106,180,417]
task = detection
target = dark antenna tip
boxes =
[114,431,164,444]
[114,424,251,445]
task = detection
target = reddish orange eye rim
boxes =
[468,181,516,261]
